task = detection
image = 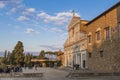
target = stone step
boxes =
[66,72,120,78]
[0,73,43,78]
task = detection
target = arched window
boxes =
[96,31,101,40]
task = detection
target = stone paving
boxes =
[0,67,120,80]
[41,67,68,80]
[0,67,69,80]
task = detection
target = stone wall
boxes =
[87,39,120,72]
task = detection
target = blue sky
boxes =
[0,0,119,52]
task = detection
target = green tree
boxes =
[6,51,10,64]
[24,53,32,66]
[9,53,15,65]
[1,50,8,64]
[2,51,10,65]
[4,50,7,58]
[39,50,45,59]
[24,54,27,65]
[12,41,24,65]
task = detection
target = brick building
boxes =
[86,1,120,72]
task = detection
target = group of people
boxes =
[0,65,22,73]
[73,64,80,70]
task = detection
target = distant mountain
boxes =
[0,52,4,57]
[24,52,39,56]
[0,52,39,57]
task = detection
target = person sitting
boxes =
[19,66,22,72]
[4,66,10,73]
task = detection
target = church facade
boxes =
[64,15,88,68]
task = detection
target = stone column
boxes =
[71,54,73,67]
[81,53,83,68]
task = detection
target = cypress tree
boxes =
[39,50,45,59]
[12,41,24,65]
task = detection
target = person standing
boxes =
[35,65,37,70]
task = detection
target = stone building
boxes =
[64,1,120,72]
[86,1,120,72]
[64,13,88,68]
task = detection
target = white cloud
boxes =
[22,8,35,15]
[25,28,39,34]
[4,0,24,8]
[39,44,63,51]
[18,16,29,21]
[6,0,25,15]
[26,8,35,13]
[7,0,23,4]
[15,0,23,4]
[7,8,17,14]
[51,27,63,32]
[0,2,5,8]
[7,8,17,15]
[10,8,16,13]
[37,11,80,25]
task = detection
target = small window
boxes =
[96,31,100,40]
[119,23,120,35]
[105,27,110,40]
[72,28,74,37]
[100,51,103,57]
[88,52,92,58]
[88,35,92,43]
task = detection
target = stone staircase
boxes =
[66,71,120,78]
[57,66,73,72]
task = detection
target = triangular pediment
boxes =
[68,16,80,29]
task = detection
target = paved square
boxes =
[1,68,120,80]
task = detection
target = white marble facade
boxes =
[64,15,88,69]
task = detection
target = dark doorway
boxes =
[83,60,86,68]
